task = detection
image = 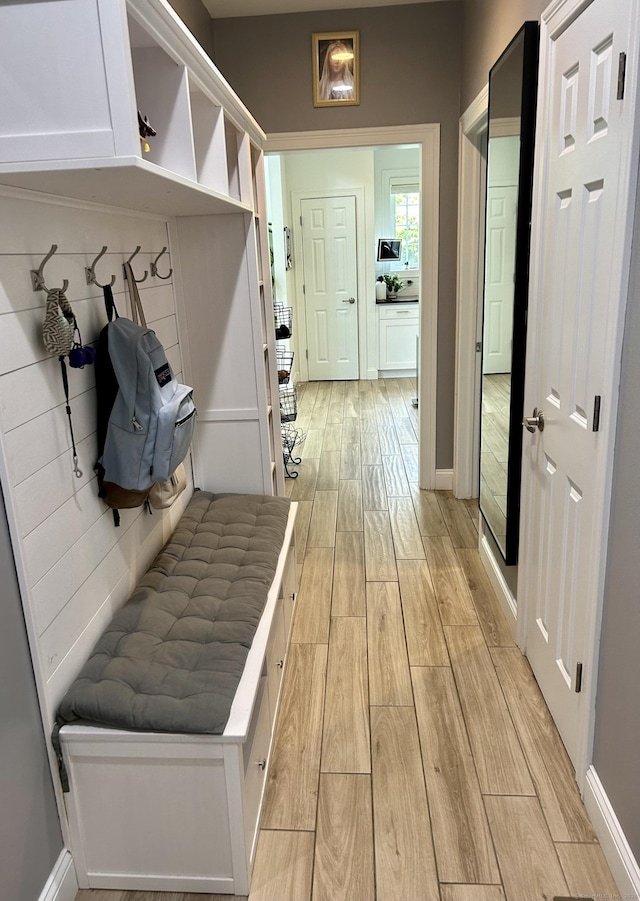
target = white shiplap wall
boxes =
[0,187,193,727]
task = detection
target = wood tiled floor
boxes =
[76,378,621,901]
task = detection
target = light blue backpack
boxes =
[96,270,195,520]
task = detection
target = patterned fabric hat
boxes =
[42,287,75,357]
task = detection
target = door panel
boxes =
[314,310,329,363]
[483,185,517,373]
[520,0,637,767]
[302,195,358,380]
[336,308,350,362]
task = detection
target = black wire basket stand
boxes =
[279,383,297,423]
[276,348,294,385]
[275,303,298,476]
[279,382,300,478]
[281,422,305,479]
[274,303,293,340]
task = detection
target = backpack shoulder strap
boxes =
[124,261,147,328]
[103,284,118,322]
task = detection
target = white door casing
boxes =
[301,194,359,380]
[519,0,640,777]
[454,90,488,499]
[266,125,439,489]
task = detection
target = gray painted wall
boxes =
[593,167,640,860]
[460,0,547,110]
[0,484,63,900]
[168,0,215,56]
[211,2,462,469]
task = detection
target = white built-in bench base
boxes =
[60,502,297,895]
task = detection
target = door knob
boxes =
[522,407,544,433]
[342,297,356,304]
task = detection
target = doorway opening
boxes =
[265,124,439,489]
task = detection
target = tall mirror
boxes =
[479,22,539,565]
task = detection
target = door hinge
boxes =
[305,348,308,360]
[592,395,601,432]
[575,662,583,693]
[302,284,305,295]
[476,342,482,353]
[300,215,303,226]
[617,52,627,100]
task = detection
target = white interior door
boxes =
[519,0,638,770]
[483,184,517,373]
[301,195,359,380]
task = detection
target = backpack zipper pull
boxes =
[132,416,143,431]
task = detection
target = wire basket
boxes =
[279,383,297,423]
[281,423,305,478]
[274,304,293,340]
[281,423,305,456]
[276,348,294,385]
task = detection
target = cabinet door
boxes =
[266,598,286,722]
[242,676,271,864]
[379,318,419,369]
[281,546,297,639]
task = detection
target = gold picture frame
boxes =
[312,31,360,107]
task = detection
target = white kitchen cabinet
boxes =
[378,303,419,373]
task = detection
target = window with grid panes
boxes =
[391,180,420,269]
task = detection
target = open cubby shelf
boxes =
[0,1,262,217]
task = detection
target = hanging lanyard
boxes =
[59,356,82,478]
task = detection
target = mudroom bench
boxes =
[55,491,297,895]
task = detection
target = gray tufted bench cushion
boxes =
[55,491,291,736]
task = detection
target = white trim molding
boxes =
[490,116,521,137]
[266,124,438,153]
[434,469,453,491]
[38,850,78,901]
[265,124,440,489]
[453,86,488,499]
[584,766,640,901]
[479,530,517,633]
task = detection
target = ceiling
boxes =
[202,0,450,19]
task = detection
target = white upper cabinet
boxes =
[0,0,263,216]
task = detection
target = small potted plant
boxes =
[383,273,404,299]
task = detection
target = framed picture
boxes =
[312,31,359,108]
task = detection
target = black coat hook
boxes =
[85,246,116,288]
[150,246,173,280]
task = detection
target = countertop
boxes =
[376,295,419,305]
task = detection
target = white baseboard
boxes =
[584,766,640,901]
[435,468,453,490]
[479,532,517,630]
[378,368,417,379]
[39,850,78,901]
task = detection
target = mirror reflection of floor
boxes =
[481,372,510,543]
